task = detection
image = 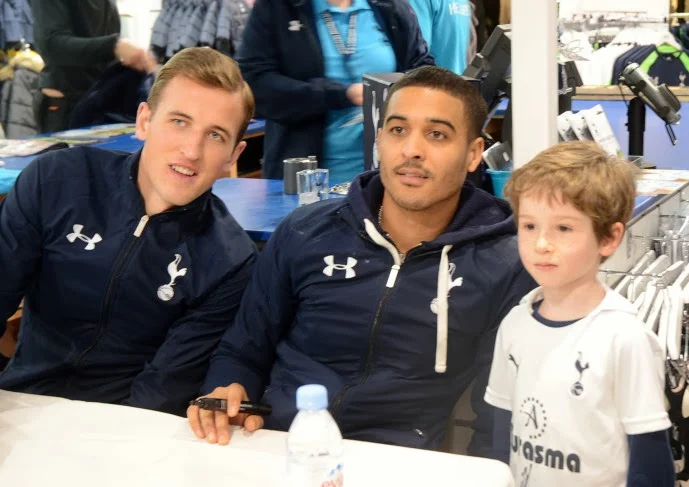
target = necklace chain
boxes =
[378,204,405,260]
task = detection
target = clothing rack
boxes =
[600,181,689,282]
[598,179,689,482]
[150,0,253,61]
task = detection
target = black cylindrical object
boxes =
[283,156,317,194]
[627,96,646,157]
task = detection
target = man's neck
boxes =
[378,193,459,254]
[326,0,353,8]
[136,158,171,216]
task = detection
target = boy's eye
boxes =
[522,223,535,231]
[558,225,572,232]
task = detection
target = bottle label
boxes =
[287,462,343,487]
[321,463,343,487]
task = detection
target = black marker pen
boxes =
[189,397,272,416]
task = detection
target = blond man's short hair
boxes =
[504,141,638,243]
[147,47,255,144]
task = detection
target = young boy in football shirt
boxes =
[485,141,674,486]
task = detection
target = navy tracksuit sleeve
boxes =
[470,264,536,458]
[237,0,353,124]
[492,407,511,464]
[627,429,675,486]
[202,218,299,401]
[123,251,257,416]
[0,159,44,331]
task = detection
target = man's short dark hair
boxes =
[383,66,488,140]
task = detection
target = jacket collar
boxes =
[520,286,637,317]
[343,170,517,248]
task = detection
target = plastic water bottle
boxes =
[286,384,344,487]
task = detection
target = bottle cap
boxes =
[296,384,328,410]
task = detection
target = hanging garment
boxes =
[611,44,656,84]
[200,0,219,46]
[0,67,39,138]
[179,0,208,53]
[1,0,34,47]
[641,43,689,86]
[0,48,43,138]
[151,0,177,59]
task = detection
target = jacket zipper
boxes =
[70,215,150,371]
[330,252,406,418]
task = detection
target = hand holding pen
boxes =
[187,383,267,445]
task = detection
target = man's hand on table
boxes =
[187,383,264,445]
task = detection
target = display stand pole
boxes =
[511,0,559,168]
[627,96,646,158]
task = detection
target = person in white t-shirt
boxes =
[485,141,674,487]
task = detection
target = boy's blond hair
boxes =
[503,141,638,242]
[147,47,255,144]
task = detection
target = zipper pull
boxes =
[133,215,149,237]
[386,264,400,288]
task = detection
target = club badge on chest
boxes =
[158,254,188,302]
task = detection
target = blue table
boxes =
[212,178,299,241]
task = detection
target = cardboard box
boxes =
[363,73,403,172]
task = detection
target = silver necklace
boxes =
[378,205,405,260]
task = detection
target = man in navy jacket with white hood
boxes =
[189,66,536,454]
[0,48,257,416]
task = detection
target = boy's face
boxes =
[517,192,622,292]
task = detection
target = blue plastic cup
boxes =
[486,169,512,199]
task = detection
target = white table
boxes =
[0,390,514,486]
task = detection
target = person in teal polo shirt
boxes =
[315,0,397,183]
[408,0,473,75]
[237,0,433,182]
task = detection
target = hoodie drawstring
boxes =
[364,218,452,374]
[364,219,402,287]
[435,245,453,373]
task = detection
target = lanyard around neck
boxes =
[321,10,358,56]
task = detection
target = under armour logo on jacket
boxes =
[288,20,303,31]
[157,254,188,302]
[66,224,102,250]
[430,263,463,314]
[323,255,357,279]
